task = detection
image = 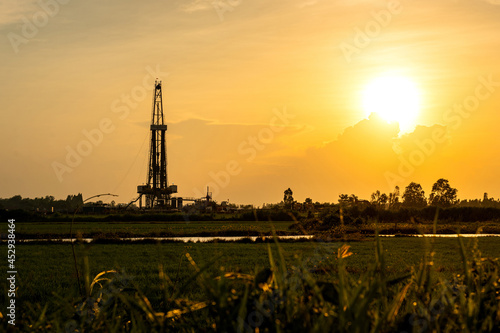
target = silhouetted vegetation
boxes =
[294,205,500,234]
[0,209,299,225]
[5,236,500,332]
[3,179,500,231]
[0,194,83,213]
[402,182,427,208]
[283,187,294,210]
[429,178,458,207]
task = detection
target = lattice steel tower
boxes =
[137,80,177,208]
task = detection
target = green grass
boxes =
[4,211,500,330]
[14,219,500,240]
[2,237,500,331]
[305,221,500,235]
[3,237,500,306]
[13,220,296,238]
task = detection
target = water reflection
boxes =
[12,234,500,243]
[380,234,500,238]
[17,235,315,243]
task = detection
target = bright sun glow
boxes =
[362,75,421,133]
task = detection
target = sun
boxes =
[362,75,421,133]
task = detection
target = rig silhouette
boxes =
[131,80,212,210]
[136,80,178,209]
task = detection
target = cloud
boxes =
[162,116,309,200]
[179,0,214,13]
[315,113,399,159]
[296,0,319,9]
[287,114,453,200]
[164,116,302,173]
[481,0,500,5]
[0,0,38,27]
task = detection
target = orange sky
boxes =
[1,0,500,205]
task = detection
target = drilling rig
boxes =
[136,80,177,209]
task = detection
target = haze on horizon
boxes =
[1,0,500,206]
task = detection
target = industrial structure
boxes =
[136,80,178,209]
[128,80,217,211]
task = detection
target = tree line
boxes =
[281,178,500,211]
[0,194,83,213]
[369,178,500,209]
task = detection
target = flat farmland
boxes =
[3,237,500,307]
[13,220,297,238]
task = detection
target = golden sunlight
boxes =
[362,75,421,133]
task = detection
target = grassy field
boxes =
[3,237,500,307]
[2,236,500,331]
[13,220,297,238]
[3,217,500,331]
[366,221,500,234]
[12,219,500,240]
